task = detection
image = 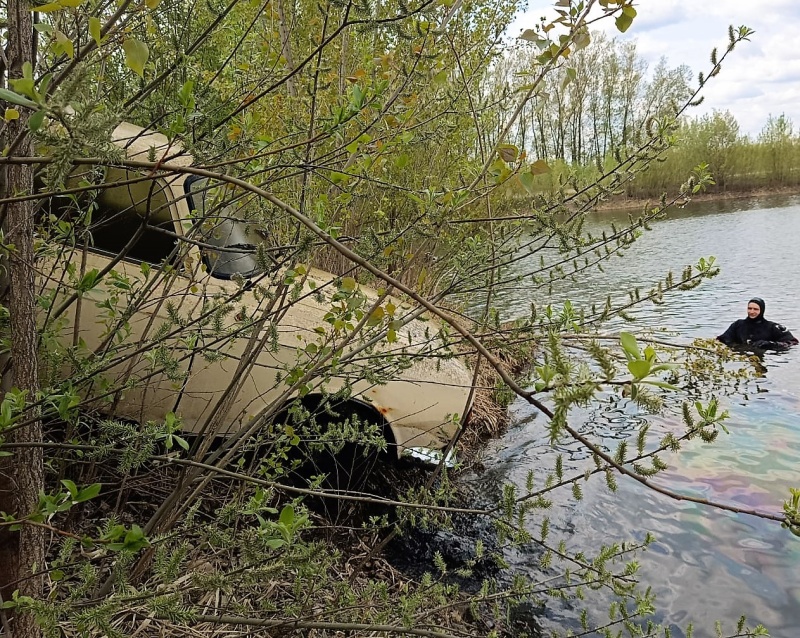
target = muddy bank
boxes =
[384,479,544,638]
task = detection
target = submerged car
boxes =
[40,122,473,478]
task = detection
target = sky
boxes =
[509,0,800,137]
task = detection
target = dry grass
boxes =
[455,322,536,465]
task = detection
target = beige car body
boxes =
[44,122,473,463]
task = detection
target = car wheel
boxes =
[272,395,394,501]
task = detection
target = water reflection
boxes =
[464,195,800,637]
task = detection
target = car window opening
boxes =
[184,175,264,281]
[42,170,181,267]
[89,205,179,265]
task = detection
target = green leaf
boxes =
[367,307,385,326]
[529,159,551,175]
[122,524,149,551]
[695,400,705,417]
[627,360,651,379]
[75,483,101,503]
[55,30,74,58]
[639,380,680,391]
[1,400,12,427]
[38,73,53,96]
[432,70,448,85]
[122,38,149,78]
[519,171,536,194]
[519,29,546,46]
[60,479,78,498]
[615,11,634,33]
[89,17,102,46]
[330,171,349,185]
[351,84,364,108]
[489,157,508,177]
[9,77,36,100]
[28,110,45,132]
[649,363,679,373]
[279,505,294,527]
[31,2,64,12]
[77,269,99,292]
[0,88,38,109]
[340,277,357,293]
[394,153,409,169]
[497,143,519,163]
[619,332,641,360]
[573,30,591,51]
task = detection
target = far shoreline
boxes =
[594,185,800,212]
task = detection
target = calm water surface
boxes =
[464,195,800,637]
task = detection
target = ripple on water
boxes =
[738,537,774,551]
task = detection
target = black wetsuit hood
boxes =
[747,297,766,322]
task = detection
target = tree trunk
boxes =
[0,1,45,635]
[276,0,297,98]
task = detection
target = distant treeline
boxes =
[623,111,800,198]
[490,33,800,202]
[527,111,800,201]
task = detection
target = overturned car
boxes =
[38,122,474,483]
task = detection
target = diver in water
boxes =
[717,297,798,351]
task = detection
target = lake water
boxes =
[463,195,800,637]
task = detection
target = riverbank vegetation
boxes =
[492,33,800,206]
[0,0,783,637]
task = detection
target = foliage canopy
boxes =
[0,0,780,636]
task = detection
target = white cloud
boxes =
[509,1,800,136]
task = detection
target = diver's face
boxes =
[747,303,761,319]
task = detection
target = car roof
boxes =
[111,121,193,167]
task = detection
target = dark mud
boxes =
[384,478,544,638]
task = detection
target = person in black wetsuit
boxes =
[717,297,799,351]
